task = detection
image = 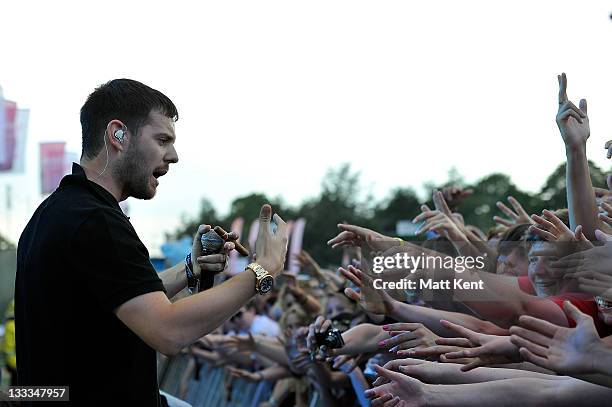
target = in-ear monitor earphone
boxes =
[96,123,127,178]
[114,129,125,143]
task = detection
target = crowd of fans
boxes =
[164,73,612,406]
[4,72,612,406]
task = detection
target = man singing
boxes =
[15,79,288,405]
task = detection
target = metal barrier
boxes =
[158,356,367,407]
[160,356,273,407]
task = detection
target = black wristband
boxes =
[185,253,199,294]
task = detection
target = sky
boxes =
[1,1,612,256]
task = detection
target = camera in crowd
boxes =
[314,327,345,349]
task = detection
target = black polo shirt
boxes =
[15,163,166,406]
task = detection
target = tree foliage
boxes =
[172,161,612,268]
[0,232,15,251]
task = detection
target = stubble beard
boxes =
[113,144,156,200]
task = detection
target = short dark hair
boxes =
[497,223,530,256]
[80,79,179,159]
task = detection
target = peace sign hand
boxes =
[556,73,589,148]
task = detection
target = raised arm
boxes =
[367,368,611,407]
[556,73,598,240]
[510,300,612,386]
[115,205,288,355]
[339,265,507,336]
[389,297,508,336]
[158,225,239,298]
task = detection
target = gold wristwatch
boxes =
[245,262,274,294]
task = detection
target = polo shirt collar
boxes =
[59,163,122,210]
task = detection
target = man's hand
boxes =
[331,354,360,372]
[509,301,603,374]
[365,365,427,407]
[413,205,466,242]
[440,186,473,210]
[226,366,264,382]
[556,72,589,148]
[493,196,534,228]
[375,358,456,387]
[291,349,315,373]
[379,323,440,356]
[307,316,334,362]
[594,174,612,234]
[191,224,238,278]
[530,210,589,244]
[253,204,289,277]
[564,269,612,301]
[215,333,256,353]
[529,210,593,258]
[595,174,612,205]
[598,200,612,234]
[340,265,395,316]
[394,343,468,360]
[553,231,612,283]
[415,190,477,244]
[284,282,305,299]
[604,140,612,160]
[294,250,319,271]
[327,224,394,251]
[595,193,612,238]
[435,320,520,371]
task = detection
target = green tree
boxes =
[296,164,371,267]
[222,193,293,244]
[374,187,421,236]
[226,193,270,227]
[169,197,222,240]
[168,161,612,269]
[539,161,608,211]
[456,173,544,233]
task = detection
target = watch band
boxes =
[246,262,267,278]
[185,253,199,294]
[245,262,273,294]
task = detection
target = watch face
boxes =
[259,276,274,294]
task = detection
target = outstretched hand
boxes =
[215,333,256,353]
[552,231,612,283]
[379,323,440,356]
[493,196,534,228]
[293,250,320,272]
[413,205,466,242]
[253,204,289,277]
[440,186,473,210]
[226,366,264,382]
[340,265,394,316]
[529,210,593,258]
[509,301,603,374]
[556,72,589,148]
[598,201,612,234]
[327,224,394,251]
[365,365,427,407]
[435,320,520,371]
[413,190,470,241]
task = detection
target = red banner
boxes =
[40,142,66,194]
[0,101,17,171]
